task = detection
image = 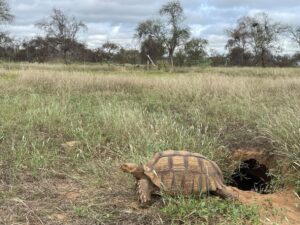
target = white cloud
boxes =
[110,25,121,36]
[5,0,300,54]
[190,24,210,37]
[206,34,228,50]
[207,0,300,9]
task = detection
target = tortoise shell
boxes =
[143,150,225,195]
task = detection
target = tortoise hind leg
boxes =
[137,178,152,206]
[211,187,237,200]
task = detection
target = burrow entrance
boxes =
[230,148,276,194]
[230,159,272,193]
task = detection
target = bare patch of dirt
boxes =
[47,213,68,221]
[61,141,82,151]
[55,179,81,200]
[0,176,82,225]
[0,167,164,225]
[229,187,300,225]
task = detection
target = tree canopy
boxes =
[35,8,87,63]
[0,0,14,24]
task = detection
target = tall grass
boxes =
[1,63,299,223]
[1,64,299,179]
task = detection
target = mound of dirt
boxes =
[231,148,277,169]
[229,187,300,225]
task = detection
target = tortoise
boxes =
[121,150,236,205]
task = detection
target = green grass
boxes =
[0,62,300,224]
[161,196,260,225]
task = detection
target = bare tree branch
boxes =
[159,0,190,67]
[287,26,300,47]
[0,0,14,24]
[35,8,87,63]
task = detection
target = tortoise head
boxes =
[120,163,145,179]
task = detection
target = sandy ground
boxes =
[229,187,300,225]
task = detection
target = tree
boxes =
[227,13,284,67]
[135,19,166,64]
[135,1,190,67]
[0,0,14,24]
[226,47,254,66]
[184,38,208,65]
[209,50,227,67]
[140,37,165,64]
[159,0,190,67]
[225,17,251,66]
[288,26,300,48]
[135,19,165,42]
[101,41,120,62]
[35,8,87,63]
[272,54,294,67]
[94,41,120,62]
[0,0,14,58]
[0,31,11,45]
[0,32,13,59]
[114,48,141,64]
[174,49,186,66]
[247,13,284,67]
[20,37,60,62]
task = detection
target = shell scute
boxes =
[144,150,225,195]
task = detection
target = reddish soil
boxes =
[229,187,300,225]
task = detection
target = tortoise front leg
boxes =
[137,178,152,205]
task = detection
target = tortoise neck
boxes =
[133,165,146,179]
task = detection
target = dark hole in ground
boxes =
[230,159,272,194]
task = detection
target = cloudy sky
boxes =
[5,0,300,54]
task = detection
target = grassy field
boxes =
[0,63,299,224]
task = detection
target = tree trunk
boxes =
[242,44,245,66]
[63,49,68,64]
[170,55,174,68]
[261,48,265,67]
[168,49,174,68]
